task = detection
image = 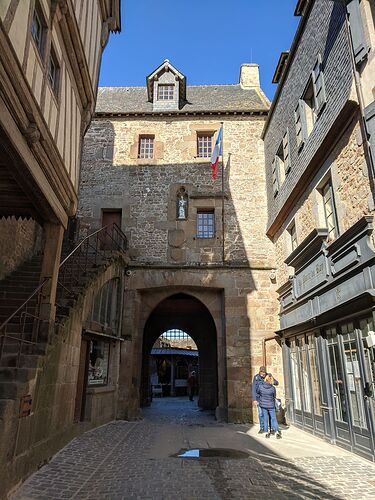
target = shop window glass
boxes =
[327,327,349,423]
[290,340,301,410]
[308,335,322,416]
[88,340,109,386]
[91,279,120,334]
[298,336,312,413]
[341,322,367,429]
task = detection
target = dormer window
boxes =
[157,84,174,100]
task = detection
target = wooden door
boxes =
[101,210,122,250]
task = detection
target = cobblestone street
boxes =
[12,398,375,500]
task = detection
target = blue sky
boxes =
[99,0,300,100]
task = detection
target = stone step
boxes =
[0,353,40,369]
[0,367,37,383]
[0,381,27,399]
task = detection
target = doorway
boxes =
[141,293,218,411]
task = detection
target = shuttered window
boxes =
[312,55,326,115]
[272,157,280,197]
[322,180,339,241]
[347,0,369,66]
[295,100,308,149]
[283,130,291,174]
[365,101,375,165]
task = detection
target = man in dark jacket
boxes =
[252,366,278,434]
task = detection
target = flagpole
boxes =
[221,121,225,264]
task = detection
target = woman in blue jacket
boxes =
[256,374,282,439]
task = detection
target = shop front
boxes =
[278,217,375,461]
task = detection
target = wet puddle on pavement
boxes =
[173,448,249,459]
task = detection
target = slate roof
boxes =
[96,85,269,114]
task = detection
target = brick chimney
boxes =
[239,64,260,89]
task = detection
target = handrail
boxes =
[0,222,127,336]
[59,223,123,267]
[0,279,49,333]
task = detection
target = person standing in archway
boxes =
[187,371,197,401]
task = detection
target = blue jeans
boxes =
[258,405,264,430]
[262,407,279,433]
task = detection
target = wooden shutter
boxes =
[312,55,326,115]
[347,0,369,66]
[295,100,308,148]
[365,101,375,165]
[272,157,279,197]
[283,130,291,174]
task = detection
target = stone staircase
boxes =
[0,223,127,409]
[0,254,43,401]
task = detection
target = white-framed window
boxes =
[197,134,213,158]
[312,55,326,116]
[197,211,215,238]
[157,84,174,100]
[138,136,154,159]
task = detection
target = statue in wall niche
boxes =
[176,188,188,220]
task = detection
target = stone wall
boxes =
[116,266,280,424]
[0,260,125,496]
[78,111,281,422]
[274,116,372,286]
[0,217,42,280]
[78,115,274,268]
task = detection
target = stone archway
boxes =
[141,293,218,410]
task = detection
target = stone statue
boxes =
[178,195,187,219]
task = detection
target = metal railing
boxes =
[57,223,127,304]
[0,223,127,367]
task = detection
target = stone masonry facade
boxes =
[78,63,281,423]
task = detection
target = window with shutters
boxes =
[321,179,339,241]
[272,130,291,196]
[347,0,369,66]
[272,157,280,197]
[312,55,326,116]
[297,56,326,145]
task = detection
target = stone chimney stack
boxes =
[239,63,260,89]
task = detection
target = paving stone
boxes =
[11,398,375,500]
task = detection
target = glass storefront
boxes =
[285,314,375,460]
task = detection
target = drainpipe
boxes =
[262,334,279,368]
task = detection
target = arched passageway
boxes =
[141,293,218,410]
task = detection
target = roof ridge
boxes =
[98,83,244,90]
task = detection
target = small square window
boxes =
[31,4,45,57]
[138,136,154,159]
[197,211,215,238]
[48,47,60,96]
[197,134,213,158]
[157,84,174,100]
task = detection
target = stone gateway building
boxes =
[78,60,281,423]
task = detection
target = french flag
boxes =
[211,127,223,180]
